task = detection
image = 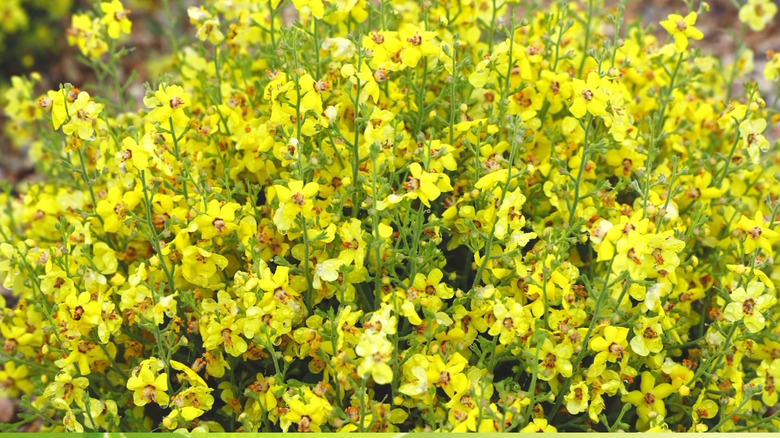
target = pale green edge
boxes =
[0,434,772,437]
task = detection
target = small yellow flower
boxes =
[660,12,704,52]
[62,91,103,140]
[356,331,394,384]
[403,162,452,207]
[724,280,776,333]
[739,0,778,31]
[144,84,191,129]
[622,371,675,429]
[739,118,770,164]
[67,13,108,59]
[565,381,589,415]
[193,200,241,239]
[100,0,132,39]
[0,362,34,397]
[181,246,229,288]
[126,358,169,406]
[569,72,609,118]
[733,211,780,254]
[272,180,319,232]
[765,50,780,81]
[520,418,557,432]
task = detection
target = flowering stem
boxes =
[471,122,520,290]
[577,0,595,77]
[687,321,739,390]
[352,43,363,218]
[726,23,747,103]
[715,87,755,188]
[568,116,592,225]
[642,52,684,215]
[371,152,383,309]
[548,257,620,424]
[358,377,367,432]
[139,170,176,296]
[268,0,276,48]
[448,41,457,147]
[169,118,189,200]
[710,384,754,432]
[291,52,314,311]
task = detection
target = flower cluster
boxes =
[2,0,780,433]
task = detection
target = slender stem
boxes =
[569,115,592,225]
[577,0,595,76]
[643,52,684,214]
[471,127,520,290]
[548,258,620,423]
[715,88,756,187]
[169,117,189,199]
[352,43,364,217]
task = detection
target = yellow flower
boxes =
[569,72,609,118]
[751,359,780,405]
[321,37,356,61]
[589,325,629,364]
[398,23,438,69]
[43,372,90,409]
[126,358,169,406]
[535,338,573,381]
[193,200,241,239]
[144,84,191,129]
[739,0,777,31]
[622,371,675,429]
[765,50,780,81]
[0,362,34,397]
[724,280,776,333]
[95,185,142,233]
[62,91,103,140]
[487,298,529,345]
[202,314,248,357]
[100,0,132,39]
[739,118,770,164]
[181,246,229,288]
[520,418,557,432]
[64,291,102,328]
[629,316,664,356]
[42,89,68,130]
[426,352,469,398]
[659,12,704,52]
[67,13,108,59]
[565,381,589,415]
[281,388,333,432]
[291,0,325,19]
[118,136,150,172]
[733,211,780,254]
[356,331,393,384]
[691,395,718,424]
[52,398,84,432]
[403,162,452,207]
[272,180,319,232]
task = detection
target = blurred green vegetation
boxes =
[0,0,75,80]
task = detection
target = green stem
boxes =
[715,88,756,188]
[642,52,684,214]
[169,117,189,199]
[569,115,592,225]
[547,258,620,424]
[577,0,595,76]
[352,42,364,217]
[471,127,520,290]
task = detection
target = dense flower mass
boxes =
[1,0,780,433]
